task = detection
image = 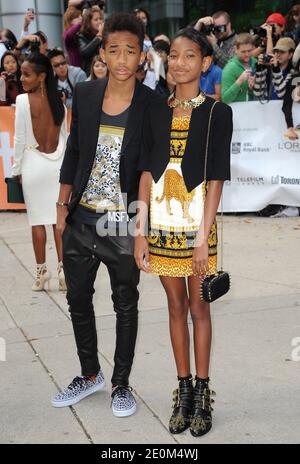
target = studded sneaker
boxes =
[111,385,137,417]
[51,370,105,408]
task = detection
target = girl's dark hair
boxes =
[153,39,170,56]
[25,53,65,126]
[0,51,23,92]
[2,28,18,49]
[172,27,213,57]
[90,54,107,80]
[64,6,82,31]
[34,30,48,44]
[133,8,150,24]
[285,4,300,33]
[102,13,144,51]
[80,6,103,38]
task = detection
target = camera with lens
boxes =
[1,39,15,51]
[59,88,70,100]
[6,72,15,82]
[203,24,227,35]
[262,53,272,65]
[253,25,277,43]
[81,0,105,9]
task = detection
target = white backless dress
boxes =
[12,93,67,226]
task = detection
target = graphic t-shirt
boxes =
[73,107,130,225]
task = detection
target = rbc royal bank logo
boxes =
[231,142,241,154]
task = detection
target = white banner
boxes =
[223,100,300,212]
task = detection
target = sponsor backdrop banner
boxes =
[223,101,300,212]
[0,103,299,211]
[0,107,24,210]
[0,108,71,210]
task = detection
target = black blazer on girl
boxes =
[139,95,233,192]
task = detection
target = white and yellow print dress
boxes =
[148,116,217,277]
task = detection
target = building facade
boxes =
[0,1,298,48]
[0,0,65,47]
[107,0,185,36]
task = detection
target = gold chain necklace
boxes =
[167,91,206,109]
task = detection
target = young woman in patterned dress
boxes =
[135,28,232,437]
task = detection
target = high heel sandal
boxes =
[58,261,66,291]
[190,377,215,437]
[169,375,193,434]
[32,263,51,292]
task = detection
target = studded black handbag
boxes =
[200,271,230,303]
[200,101,230,303]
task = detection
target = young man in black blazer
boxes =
[52,13,155,417]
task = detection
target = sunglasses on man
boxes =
[52,60,67,68]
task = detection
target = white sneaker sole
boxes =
[51,380,106,408]
[112,402,137,417]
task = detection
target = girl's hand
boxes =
[134,236,150,273]
[97,22,104,38]
[192,240,209,276]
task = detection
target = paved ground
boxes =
[0,211,300,444]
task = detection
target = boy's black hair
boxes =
[172,27,213,57]
[102,13,144,51]
[47,48,65,60]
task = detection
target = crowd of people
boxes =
[1,4,300,112]
[1,1,299,440]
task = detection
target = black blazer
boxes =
[139,95,233,192]
[60,78,156,219]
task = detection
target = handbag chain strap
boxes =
[204,100,224,271]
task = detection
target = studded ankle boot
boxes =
[169,375,193,434]
[190,377,215,437]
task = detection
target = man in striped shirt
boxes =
[253,37,296,101]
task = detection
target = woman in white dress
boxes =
[12,53,67,291]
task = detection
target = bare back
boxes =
[28,93,62,154]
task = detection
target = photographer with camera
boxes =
[15,30,49,62]
[77,5,104,75]
[253,37,295,102]
[194,11,236,68]
[0,29,18,62]
[252,13,286,59]
[0,51,24,106]
[221,33,256,104]
[47,48,86,108]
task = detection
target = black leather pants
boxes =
[62,221,140,386]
